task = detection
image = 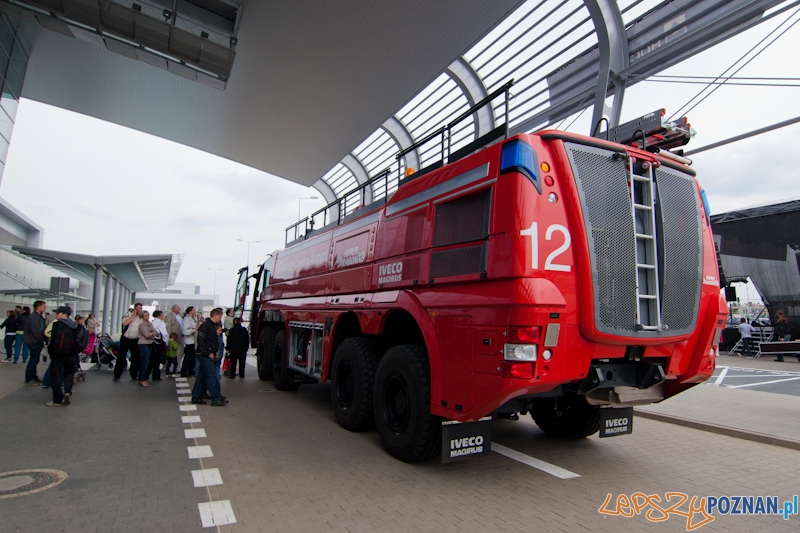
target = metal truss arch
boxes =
[341,153,374,205]
[382,116,420,173]
[446,56,496,137]
[315,0,793,202]
[312,178,340,222]
[585,0,628,132]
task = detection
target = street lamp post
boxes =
[298,196,319,220]
[237,239,260,269]
[208,268,222,304]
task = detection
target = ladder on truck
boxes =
[630,160,663,331]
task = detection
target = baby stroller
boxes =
[93,333,118,370]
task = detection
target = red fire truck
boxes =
[237,87,726,463]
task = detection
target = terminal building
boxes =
[134,282,218,317]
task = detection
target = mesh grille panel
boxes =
[433,189,490,247]
[403,255,421,281]
[404,212,426,252]
[656,167,702,332]
[430,244,486,278]
[566,144,638,332]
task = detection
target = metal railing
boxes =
[286,80,514,245]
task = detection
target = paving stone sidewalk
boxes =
[0,359,206,533]
[2,353,799,533]
[636,354,800,445]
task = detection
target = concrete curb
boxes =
[635,410,800,452]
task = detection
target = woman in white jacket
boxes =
[180,306,198,377]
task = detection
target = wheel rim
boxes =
[335,359,355,411]
[382,372,410,435]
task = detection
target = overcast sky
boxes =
[1,8,798,306]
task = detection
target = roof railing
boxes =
[285,80,514,246]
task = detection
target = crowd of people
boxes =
[1,301,252,407]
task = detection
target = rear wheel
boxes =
[256,327,277,381]
[374,345,440,462]
[331,337,378,431]
[532,393,600,439]
[273,330,300,391]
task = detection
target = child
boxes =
[165,332,180,377]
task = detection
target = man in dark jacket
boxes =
[226,317,250,378]
[191,308,228,406]
[46,306,79,407]
[23,300,46,385]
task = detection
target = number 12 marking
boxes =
[520,222,572,272]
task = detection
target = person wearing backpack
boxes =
[46,306,87,407]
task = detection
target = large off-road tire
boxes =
[374,344,440,462]
[256,327,277,381]
[532,393,601,439]
[272,330,300,391]
[331,337,378,431]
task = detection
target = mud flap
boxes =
[441,416,492,463]
[599,407,633,438]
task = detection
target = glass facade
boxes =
[0,13,32,182]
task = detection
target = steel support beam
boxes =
[117,286,125,332]
[341,153,373,204]
[110,279,120,335]
[585,0,629,133]
[382,116,420,174]
[91,266,102,319]
[103,271,113,335]
[446,56,495,137]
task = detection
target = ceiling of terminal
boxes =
[12,0,524,186]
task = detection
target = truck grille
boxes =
[564,143,702,337]
[655,166,702,332]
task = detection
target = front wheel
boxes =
[532,393,600,439]
[272,330,300,391]
[256,327,277,381]
[374,344,440,462]
[331,337,378,431]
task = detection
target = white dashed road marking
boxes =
[192,468,223,487]
[198,501,236,527]
[185,428,207,439]
[188,445,214,459]
[178,371,235,529]
[492,443,581,479]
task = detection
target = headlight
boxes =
[504,344,537,361]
